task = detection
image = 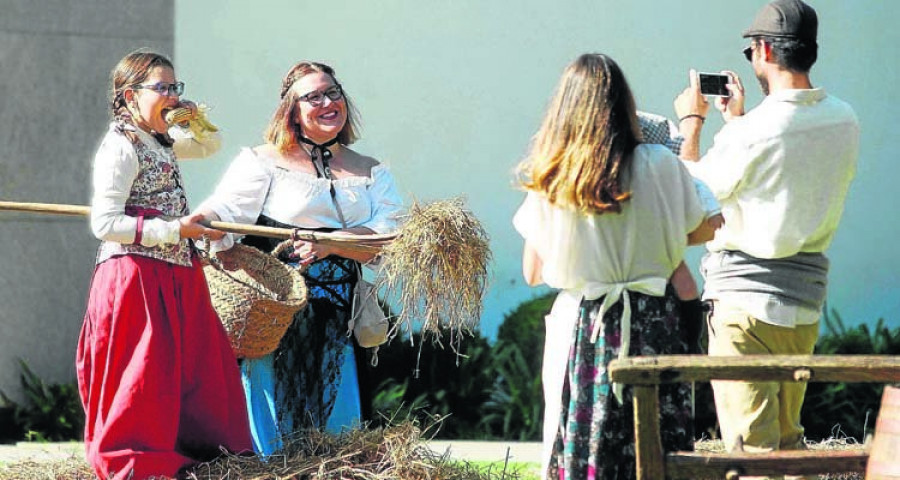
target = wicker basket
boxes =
[203,243,307,359]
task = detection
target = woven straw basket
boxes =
[203,243,307,359]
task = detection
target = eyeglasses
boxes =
[298,85,343,107]
[743,44,755,62]
[133,81,185,97]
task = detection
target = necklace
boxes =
[299,136,339,179]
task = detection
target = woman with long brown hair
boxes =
[514,53,707,479]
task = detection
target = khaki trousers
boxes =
[707,302,819,480]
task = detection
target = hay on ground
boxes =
[1,434,868,480]
[694,437,866,480]
[0,456,94,480]
[0,419,525,480]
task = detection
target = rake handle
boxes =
[0,201,91,216]
[0,201,395,252]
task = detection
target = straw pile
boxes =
[693,438,865,480]
[183,420,507,480]
[0,456,94,480]
[377,198,491,348]
[0,420,523,480]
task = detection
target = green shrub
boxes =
[495,292,554,370]
[0,359,84,442]
[369,294,899,445]
[367,293,554,440]
[477,292,554,441]
[801,308,900,441]
[364,333,496,439]
[478,341,543,440]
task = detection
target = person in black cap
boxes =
[671,0,860,468]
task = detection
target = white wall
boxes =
[175,0,899,339]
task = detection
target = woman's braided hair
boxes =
[110,50,175,146]
[264,61,360,153]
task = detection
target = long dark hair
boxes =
[518,53,641,214]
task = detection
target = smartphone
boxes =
[698,72,731,97]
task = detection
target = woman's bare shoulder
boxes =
[251,143,281,158]
[341,147,381,176]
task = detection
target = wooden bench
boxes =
[608,355,900,479]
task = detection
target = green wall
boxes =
[176,0,900,338]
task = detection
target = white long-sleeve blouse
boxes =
[200,147,404,252]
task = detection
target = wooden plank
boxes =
[665,450,869,479]
[632,385,664,480]
[609,355,900,385]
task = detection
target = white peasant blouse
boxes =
[200,147,404,252]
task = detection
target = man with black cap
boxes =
[671,0,860,468]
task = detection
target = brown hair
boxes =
[110,50,174,117]
[517,53,640,215]
[264,61,360,153]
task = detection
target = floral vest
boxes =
[96,128,194,267]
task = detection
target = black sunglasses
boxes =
[743,40,764,63]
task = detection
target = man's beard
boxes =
[756,71,770,95]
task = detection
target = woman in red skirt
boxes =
[76,50,252,480]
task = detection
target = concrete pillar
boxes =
[0,0,173,405]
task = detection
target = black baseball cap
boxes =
[742,0,818,43]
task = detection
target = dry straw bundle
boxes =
[378,197,491,347]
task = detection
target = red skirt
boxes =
[76,254,252,480]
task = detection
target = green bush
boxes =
[368,294,897,444]
[366,293,553,440]
[479,341,543,440]
[801,308,900,441]
[0,359,84,442]
[478,292,554,441]
[364,333,497,439]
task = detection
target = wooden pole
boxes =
[0,201,90,216]
[633,385,665,480]
[0,201,395,251]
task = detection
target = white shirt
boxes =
[514,144,704,295]
[687,88,859,327]
[637,111,721,218]
[90,123,221,249]
[686,88,859,259]
[200,147,403,252]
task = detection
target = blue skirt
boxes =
[240,256,362,455]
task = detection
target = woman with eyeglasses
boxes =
[77,50,252,480]
[197,61,403,455]
[513,53,705,479]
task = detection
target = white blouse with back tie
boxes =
[513,144,704,471]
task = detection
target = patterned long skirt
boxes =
[240,256,362,455]
[548,287,693,480]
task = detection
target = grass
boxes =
[464,460,541,480]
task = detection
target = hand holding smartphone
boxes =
[698,72,732,97]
